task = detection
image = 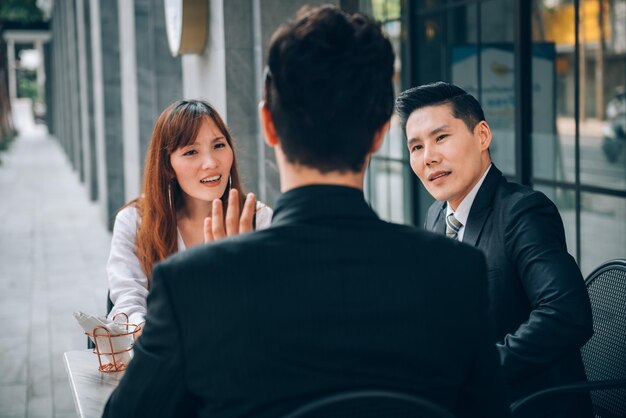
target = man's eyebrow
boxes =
[406,124,450,147]
[429,124,449,136]
[407,137,421,147]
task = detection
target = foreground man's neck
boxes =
[279,164,365,193]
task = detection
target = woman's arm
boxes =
[107,206,149,326]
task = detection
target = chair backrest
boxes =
[280,390,455,418]
[581,259,626,416]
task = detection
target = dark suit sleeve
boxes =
[497,193,593,382]
[103,261,196,417]
[458,250,511,418]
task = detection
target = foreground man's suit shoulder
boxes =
[104,186,510,418]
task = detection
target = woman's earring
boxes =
[228,174,233,191]
[168,183,174,208]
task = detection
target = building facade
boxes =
[47,0,625,275]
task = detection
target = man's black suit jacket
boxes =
[104,185,509,418]
[426,165,594,418]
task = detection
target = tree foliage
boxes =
[0,0,45,23]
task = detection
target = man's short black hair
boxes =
[264,5,394,173]
[395,81,486,133]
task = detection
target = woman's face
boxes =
[170,118,234,207]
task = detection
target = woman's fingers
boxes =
[239,193,256,233]
[203,217,213,243]
[211,199,226,240]
[207,190,255,242]
[225,189,240,236]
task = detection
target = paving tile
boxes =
[0,384,27,418]
[27,351,52,399]
[0,132,112,418]
[0,338,28,385]
[26,396,53,418]
[0,299,30,322]
[51,379,75,418]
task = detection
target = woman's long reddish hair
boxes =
[132,100,245,281]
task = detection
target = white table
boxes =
[63,350,125,417]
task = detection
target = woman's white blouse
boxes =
[107,202,273,325]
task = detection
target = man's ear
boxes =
[369,119,391,154]
[259,101,279,147]
[475,120,492,151]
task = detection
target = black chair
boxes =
[280,390,455,418]
[511,259,626,417]
[87,291,114,349]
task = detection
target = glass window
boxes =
[367,158,412,224]
[363,0,413,224]
[531,0,574,183]
[580,192,626,276]
[479,0,516,177]
[578,0,626,191]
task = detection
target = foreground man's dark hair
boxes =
[264,5,394,172]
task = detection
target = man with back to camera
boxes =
[396,81,594,418]
[104,8,510,418]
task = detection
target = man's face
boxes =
[405,103,491,210]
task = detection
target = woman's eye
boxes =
[214,143,226,149]
[182,149,197,156]
[436,135,447,142]
[412,145,423,152]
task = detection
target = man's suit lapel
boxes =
[426,200,447,235]
[463,165,501,247]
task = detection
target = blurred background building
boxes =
[1,0,625,275]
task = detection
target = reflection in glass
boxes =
[368,158,410,224]
[363,0,412,224]
[532,0,577,183]
[532,0,626,189]
[479,0,516,176]
[580,192,626,276]
[578,0,626,190]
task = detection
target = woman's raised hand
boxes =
[203,189,256,242]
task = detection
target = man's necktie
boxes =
[446,213,462,240]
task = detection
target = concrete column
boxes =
[60,0,72,157]
[118,0,141,202]
[90,0,125,229]
[35,40,45,104]
[66,0,84,179]
[76,0,95,200]
[7,39,16,101]
[81,0,99,201]
[135,0,182,173]
[44,41,53,134]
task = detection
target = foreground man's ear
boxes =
[259,101,279,147]
[368,119,391,155]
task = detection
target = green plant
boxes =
[0,126,16,150]
[17,71,39,101]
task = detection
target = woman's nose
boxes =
[201,153,218,169]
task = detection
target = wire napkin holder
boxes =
[85,313,139,372]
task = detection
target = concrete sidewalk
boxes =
[0,129,110,418]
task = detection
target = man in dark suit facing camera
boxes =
[396,81,594,418]
[104,8,509,418]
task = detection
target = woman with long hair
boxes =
[106,100,272,329]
